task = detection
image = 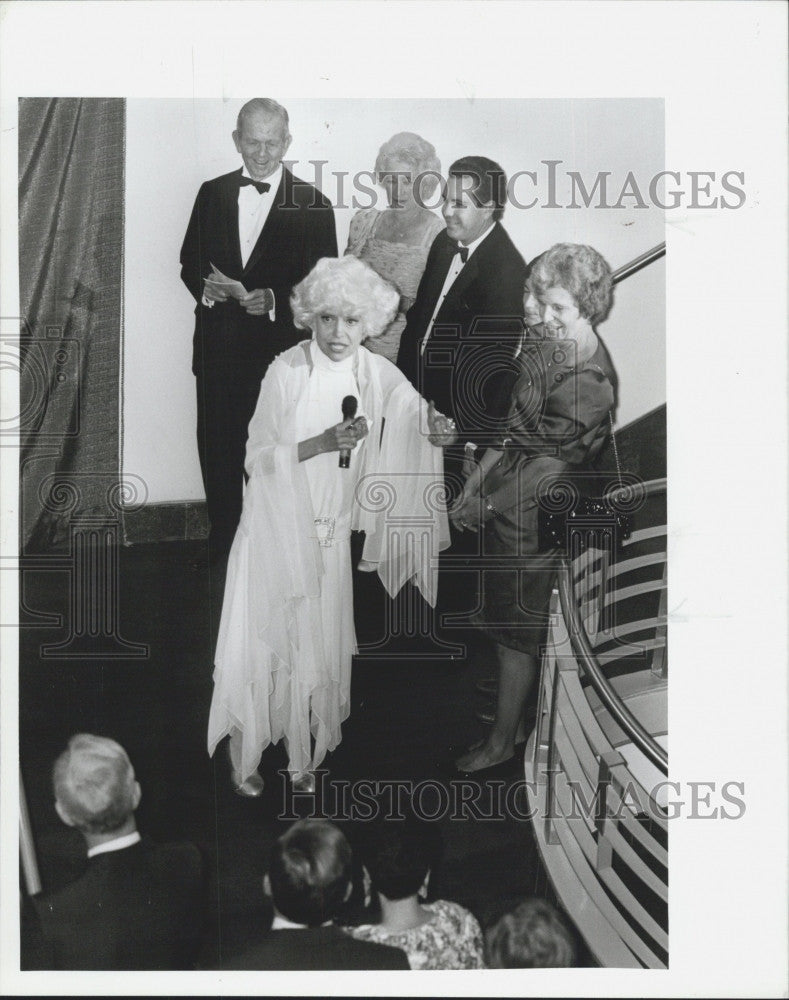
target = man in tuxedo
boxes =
[396,156,527,616]
[30,734,204,970]
[224,819,409,970]
[180,98,337,562]
[397,155,527,466]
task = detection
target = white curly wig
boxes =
[290,256,400,340]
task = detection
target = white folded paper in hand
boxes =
[204,264,248,301]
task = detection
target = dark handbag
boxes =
[536,414,638,553]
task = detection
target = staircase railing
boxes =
[526,477,668,969]
[556,479,668,775]
[612,242,666,284]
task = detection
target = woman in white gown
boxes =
[207,256,454,793]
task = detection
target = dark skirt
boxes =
[471,523,560,655]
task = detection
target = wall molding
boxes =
[123,501,208,544]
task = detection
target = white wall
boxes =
[124,99,665,503]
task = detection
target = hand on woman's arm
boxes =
[450,447,504,531]
[298,417,368,463]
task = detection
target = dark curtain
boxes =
[18,98,125,553]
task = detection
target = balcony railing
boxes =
[526,478,668,968]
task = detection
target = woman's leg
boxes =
[455,642,537,771]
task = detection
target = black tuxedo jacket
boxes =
[224,925,410,971]
[396,222,527,443]
[180,166,337,375]
[31,838,204,970]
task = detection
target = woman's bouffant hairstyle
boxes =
[374,132,442,198]
[268,819,352,927]
[527,243,614,325]
[53,734,138,835]
[484,898,577,968]
[290,256,399,340]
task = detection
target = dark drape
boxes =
[18,98,125,553]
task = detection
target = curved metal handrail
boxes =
[555,477,668,774]
[612,242,666,284]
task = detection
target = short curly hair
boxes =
[374,131,442,199]
[527,243,614,325]
[485,898,577,968]
[290,256,399,340]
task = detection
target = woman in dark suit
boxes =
[449,243,617,775]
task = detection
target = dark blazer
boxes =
[31,838,205,970]
[180,166,337,375]
[396,222,528,445]
[224,925,410,971]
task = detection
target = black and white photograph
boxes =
[1,2,786,996]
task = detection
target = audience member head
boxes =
[233,98,292,181]
[266,820,352,927]
[290,256,399,343]
[527,243,613,330]
[375,131,441,206]
[53,733,141,838]
[484,898,577,968]
[360,815,441,903]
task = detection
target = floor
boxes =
[19,536,573,967]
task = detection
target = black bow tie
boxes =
[240,177,271,195]
[449,243,468,263]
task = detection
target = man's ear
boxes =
[343,879,353,903]
[232,129,241,154]
[131,780,142,811]
[55,799,75,828]
[262,873,272,898]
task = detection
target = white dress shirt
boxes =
[87,830,141,859]
[201,164,281,318]
[238,163,282,268]
[420,222,495,355]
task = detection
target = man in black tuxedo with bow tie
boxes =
[180,98,337,562]
[396,155,527,504]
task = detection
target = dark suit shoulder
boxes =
[197,169,242,195]
[283,168,333,209]
[225,926,409,971]
[478,222,528,272]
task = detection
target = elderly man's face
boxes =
[442,175,495,246]
[233,111,291,181]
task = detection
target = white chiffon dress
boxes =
[207,339,449,781]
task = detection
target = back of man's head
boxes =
[267,820,352,927]
[485,898,577,968]
[53,733,140,835]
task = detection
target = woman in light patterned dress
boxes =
[345,132,445,363]
[344,817,485,970]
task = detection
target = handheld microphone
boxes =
[339,395,358,468]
